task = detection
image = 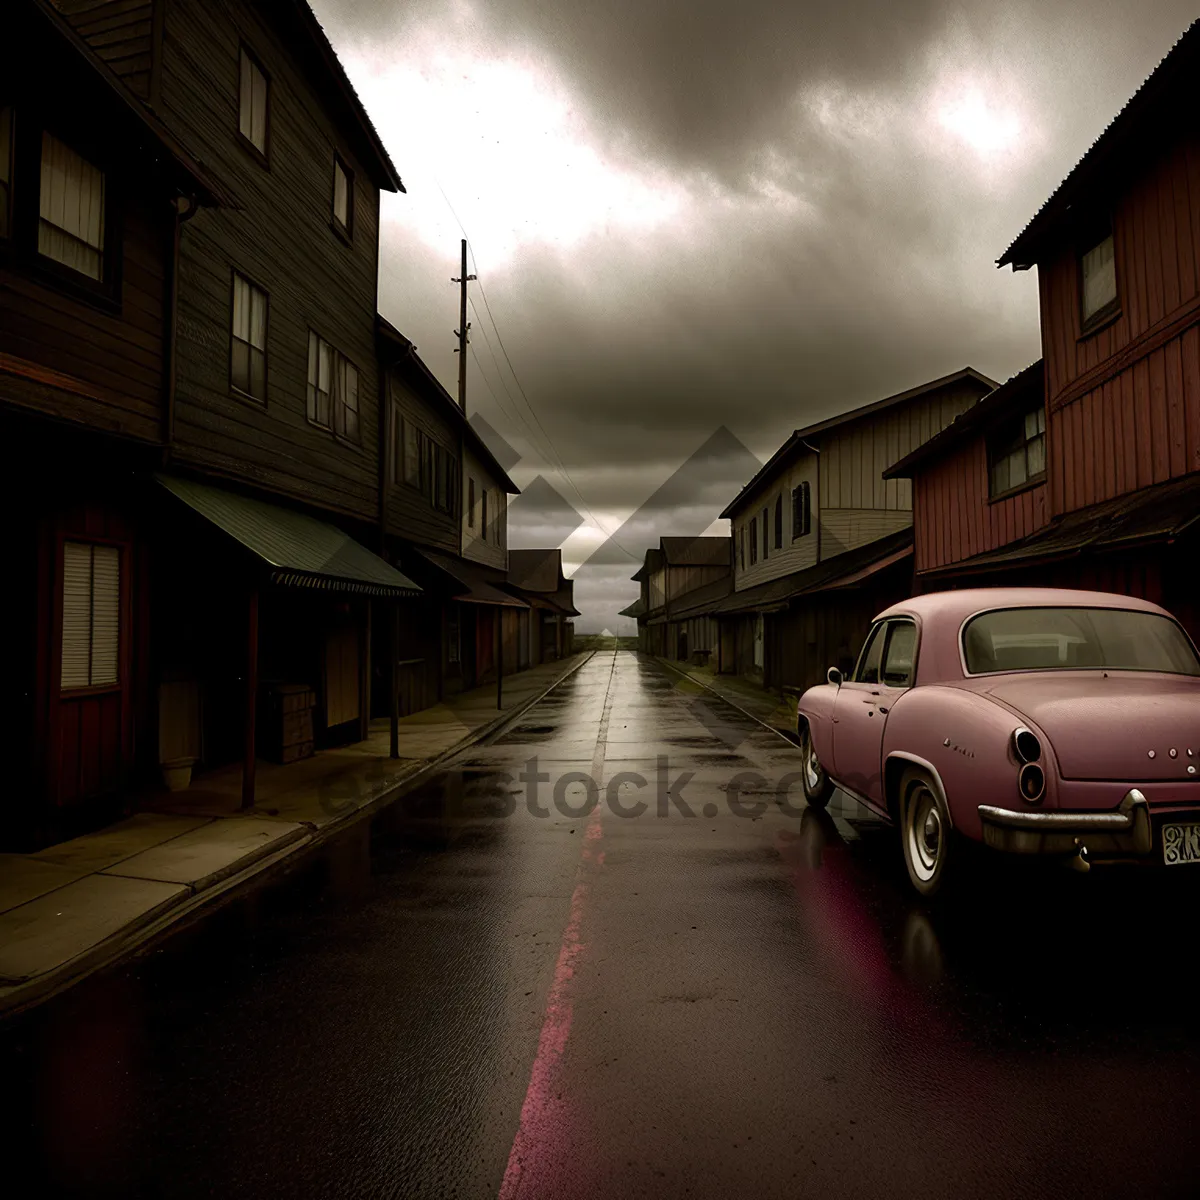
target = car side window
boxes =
[853,623,886,684]
[882,620,916,687]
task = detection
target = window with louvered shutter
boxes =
[39,132,105,280]
[61,541,120,690]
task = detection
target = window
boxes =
[402,418,420,485]
[738,527,745,571]
[398,419,457,512]
[335,355,359,441]
[307,331,332,426]
[0,107,12,239]
[881,621,917,687]
[468,478,476,528]
[761,507,769,559]
[332,155,352,236]
[988,406,1045,497]
[852,623,885,684]
[61,542,120,690]
[749,518,758,565]
[963,607,1200,676]
[481,489,488,539]
[1080,231,1117,327]
[239,47,269,156]
[774,495,783,549]
[39,132,105,280]
[792,482,811,539]
[231,272,267,401]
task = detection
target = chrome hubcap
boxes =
[804,738,820,790]
[907,787,941,882]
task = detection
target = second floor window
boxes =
[761,507,769,559]
[307,332,360,441]
[988,407,1046,498]
[396,417,456,513]
[481,490,488,540]
[332,155,352,236]
[0,107,12,239]
[231,272,267,402]
[774,495,783,549]
[468,478,476,528]
[239,47,269,157]
[792,482,811,539]
[749,518,758,566]
[39,132,105,281]
[738,528,745,570]
[1080,230,1117,328]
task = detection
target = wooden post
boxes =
[390,603,400,759]
[496,607,503,710]
[241,585,259,811]
[358,599,372,743]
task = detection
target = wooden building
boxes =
[5,0,428,847]
[630,537,732,660]
[377,318,523,705]
[507,548,580,663]
[887,20,1200,641]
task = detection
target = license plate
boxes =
[1162,823,1200,866]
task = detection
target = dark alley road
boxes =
[4,651,1200,1199]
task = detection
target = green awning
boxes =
[157,474,421,598]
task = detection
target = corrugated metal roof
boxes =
[920,473,1200,578]
[158,474,420,597]
[999,20,1200,268]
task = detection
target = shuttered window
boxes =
[232,272,268,401]
[307,330,332,426]
[749,518,757,565]
[468,478,475,527]
[774,494,783,549]
[791,482,811,539]
[0,107,12,239]
[761,507,769,559]
[332,155,352,235]
[239,47,269,155]
[39,132,105,280]
[61,541,120,690]
[403,417,420,485]
[1080,233,1117,325]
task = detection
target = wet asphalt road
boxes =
[4,650,1200,1199]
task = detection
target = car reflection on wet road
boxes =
[3,651,1199,1198]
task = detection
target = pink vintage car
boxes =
[795,588,1200,895]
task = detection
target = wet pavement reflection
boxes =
[2,651,1199,1198]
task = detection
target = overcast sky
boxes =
[313,0,1197,632]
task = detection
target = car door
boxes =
[832,620,916,808]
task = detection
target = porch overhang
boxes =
[412,548,529,608]
[157,474,421,598]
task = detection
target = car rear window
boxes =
[962,607,1200,676]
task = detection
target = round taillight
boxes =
[1013,727,1041,763]
[1019,762,1045,803]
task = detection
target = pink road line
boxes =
[498,808,604,1200]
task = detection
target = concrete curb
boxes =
[653,655,800,748]
[0,651,596,1021]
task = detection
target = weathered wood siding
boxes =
[732,452,817,591]
[666,564,727,603]
[54,0,156,99]
[385,368,460,554]
[1039,134,1200,516]
[0,195,167,445]
[911,438,1048,574]
[461,445,507,569]
[159,0,382,519]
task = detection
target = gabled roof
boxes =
[719,368,997,519]
[378,316,519,494]
[631,547,664,582]
[29,0,226,206]
[999,20,1200,269]
[618,597,647,619]
[659,536,731,568]
[884,361,1044,479]
[279,0,404,193]
[508,548,567,592]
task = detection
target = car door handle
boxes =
[877,705,889,714]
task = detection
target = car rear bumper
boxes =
[978,789,1153,856]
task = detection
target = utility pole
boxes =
[452,238,476,412]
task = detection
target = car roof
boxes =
[877,587,1169,626]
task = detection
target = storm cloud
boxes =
[311,0,1199,631]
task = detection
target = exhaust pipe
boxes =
[1065,844,1090,873]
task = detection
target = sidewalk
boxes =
[655,656,800,741]
[0,651,593,1017]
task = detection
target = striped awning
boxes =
[157,473,421,598]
